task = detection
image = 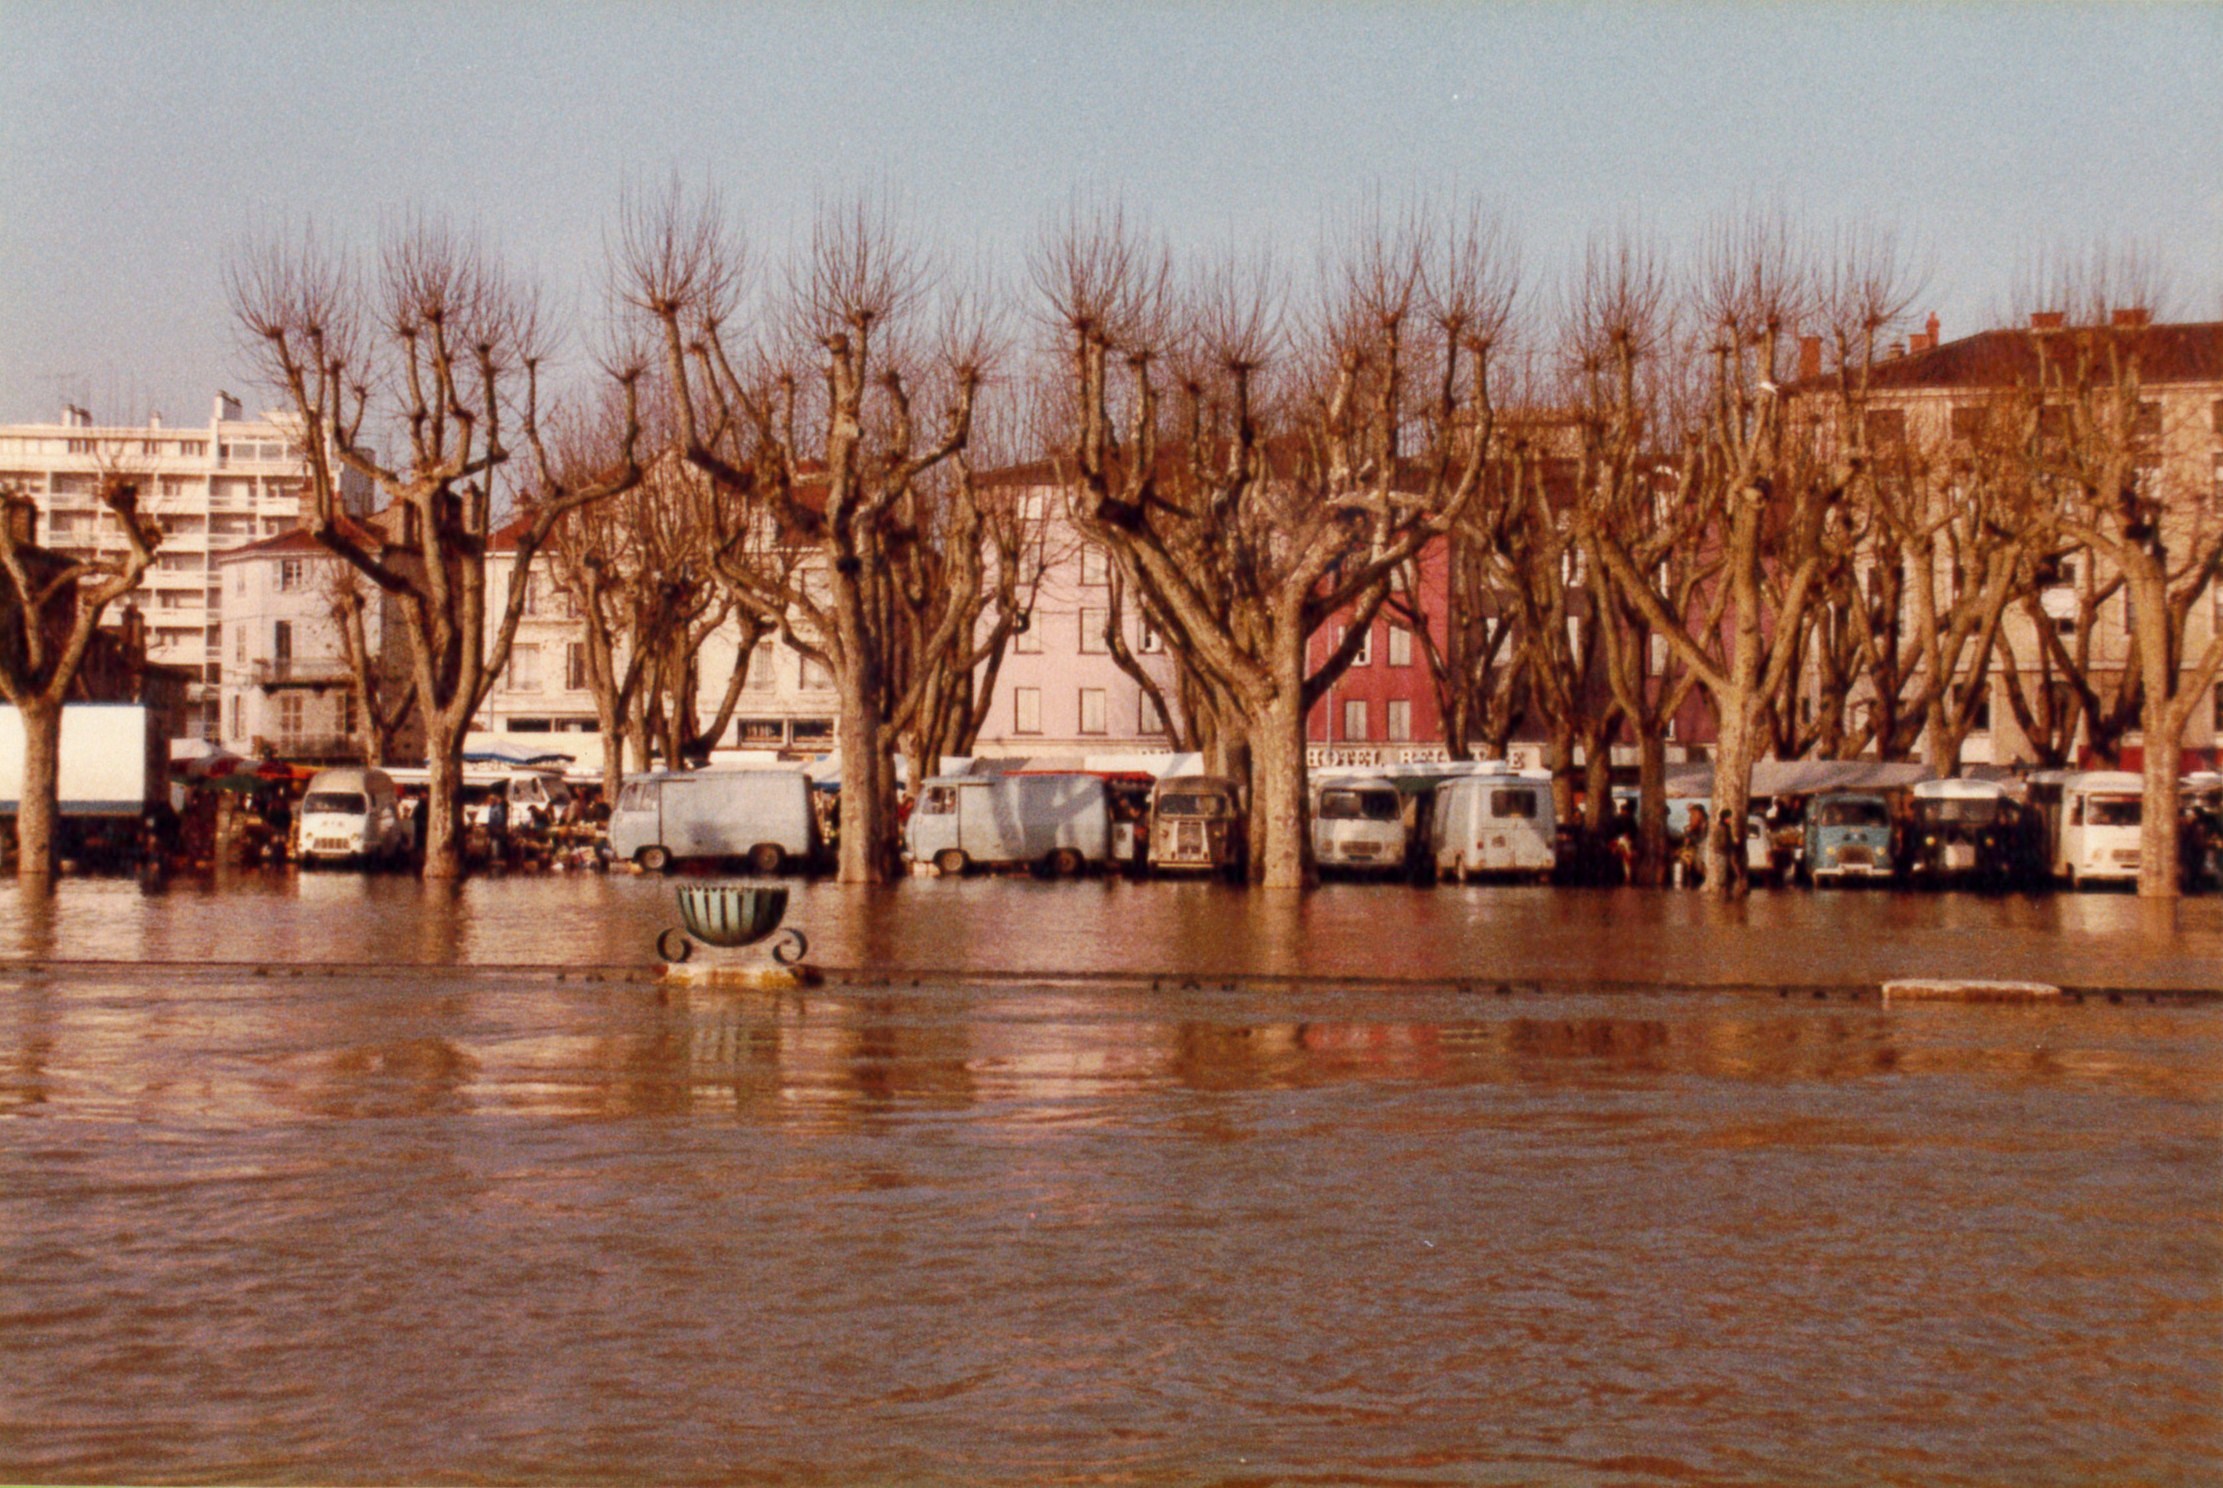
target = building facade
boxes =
[0,394,372,737]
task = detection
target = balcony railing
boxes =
[252,658,355,687]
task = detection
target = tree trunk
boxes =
[1634,726,1669,887]
[422,732,465,880]
[1252,685,1310,890]
[1706,698,1758,899]
[836,671,890,884]
[2137,701,2183,900]
[14,698,62,880]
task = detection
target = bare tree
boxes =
[320,561,417,768]
[1583,214,1862,896]
[2001,298,2223,895]
[625,187,987,882]
[1038,198,1516,887]
[0,451,160,878]
[231,222,644,876]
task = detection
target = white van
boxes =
[461,771,573,829]
[298,766,408,866]
[2051,770,2144,886]
[610,768,820,874]
[907,773,1111,875]
[1311,775,1409,875]
[1430,770,1555,882]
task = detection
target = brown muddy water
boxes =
[0,878,2219,1484]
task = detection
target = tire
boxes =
[934,848,967,877]
[1050,847,1084,877]
[748,843,785,876]
[638,844,671,874]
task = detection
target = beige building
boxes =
[1795,313,2223,770]
[0,394,371,737]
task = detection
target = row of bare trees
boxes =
[192,203,2220,898]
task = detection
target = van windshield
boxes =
[1158,793,1229,819]
[301,792,366,815]
[2087,796,2141,827]
[1319,789,1399,822]
[1914,797,1999,825]
[1815,799,1890,828]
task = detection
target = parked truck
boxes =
[610,767,821,874]
[907,772,1112,876]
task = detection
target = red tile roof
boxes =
[1807,321,2223,394]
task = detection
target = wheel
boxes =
[655,927,692,963]
[1050,847,1083,877]
[748,843,785,876]
[638,844,671,874]
[934,848,967,877]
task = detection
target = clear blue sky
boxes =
[3,1,2217,424]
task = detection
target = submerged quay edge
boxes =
[0,956,2215,1002]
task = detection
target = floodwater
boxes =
[0,870,2219,989]
[1,879,2219,1483]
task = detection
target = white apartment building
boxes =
[216,526,388,761]
[0,393,371,737]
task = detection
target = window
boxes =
[234,626,247,665]
[566,642,588,692]
[735,718,785,747]
[2131,401,2162,441]
[1490,789,1540,820]
[1139,620,1162,654]
[1079,608,1108,654]
[800,655,832,691]
[2212,399,2223,436]
[227,695,241,740]
[278,558,303,592]
[506,644,543,693]
[749,641,775,688]
[1344,625,1372,667]
[1079,687,1107,734]
[1343,699,1367,741]
[520,576,540,616]
[276,693,305,741]
[341,691,359,740]
[2214,683,2223,733]
[1386,698,1412,742]
[1015,687,1042,734]
[1080,547,1109,585]
[1864,408,1906,449]
[1387,625,1412,667]
[273,620,292,662]
[1950,404,1987,442]
[1140,692,1167,734]
[1019,491,1046,522]
[1013,617,1042,654]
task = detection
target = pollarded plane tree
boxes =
[1561,231,1709,884]
[2003,297,2223,896]
[1791,243,2036,777]
[231,224,645,877]
[0,450,160,879]
[623,188,988,883]
[317,559,418,769]
[1581,215,1858,896]
[1038,199,1516,888]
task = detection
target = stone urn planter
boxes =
[658,884,808,969]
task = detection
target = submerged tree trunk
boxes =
[1634,727,1669,887]
[1251,684,1310,890]
[422,734,465,880]
[2138,697,2184,900]
[14,698,62,880]
[1706,701,1759,898]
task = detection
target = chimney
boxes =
[2030,310,2066,331]
[1797,335,1822,380]
[148,411,163,431]
[214,391,242,423]
[1887,339,1906,360]
[62,403,91,428]
[1908,312,1940,355]
[2110,306,2152,328]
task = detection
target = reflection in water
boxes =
[1,963,2219,1482]
[1,873,2218,992]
